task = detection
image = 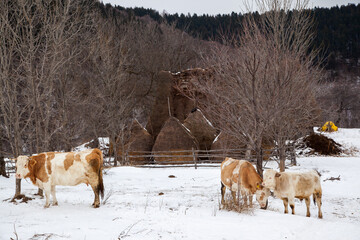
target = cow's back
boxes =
[276,171,321,198]
[49,149,102,186]
[221,158,239,188]
[221,158,260,192]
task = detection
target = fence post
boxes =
[192,148,197,169]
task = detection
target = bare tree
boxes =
[14,0,95,153]
[0,0,32,197]
[253,0,322,171]
[181,0,322,176]
[0,0,96,198]
[87,13,137,166]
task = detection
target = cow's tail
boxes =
[313,193,317,205]
[96,148,105,200]
[98,167,104,199]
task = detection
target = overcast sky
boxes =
[101,0,359,15]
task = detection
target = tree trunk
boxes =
[245,144,252,160]
[15,178,21,197]
[0,156,7,178]
[255,145,263,178]
[279,147,286,172]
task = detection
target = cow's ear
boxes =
[29,158,36,167]
[256,183,262,189]
[275,173,281,178]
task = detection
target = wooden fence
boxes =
[5,146,296,174]
[111,146,296,169]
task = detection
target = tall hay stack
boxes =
[183,109,217,151]
[146,71,174,138]
[152,117,199,164]
[116,120,153,165]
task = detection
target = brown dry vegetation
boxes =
[304,134,342,155]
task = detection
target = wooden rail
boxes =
[112,146,296,168]
[5,146,296,172]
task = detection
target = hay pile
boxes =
[303,133,342,155]
[171,68,213,122]
[146,71,173,138]
[172,94,196,122]
[124,120,154,165]
[183,109,217,150]
[152,117,199,164]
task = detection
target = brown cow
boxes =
[221,157,270,209]
[15,148,104,208]
[263,169,323,218]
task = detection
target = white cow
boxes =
[15,148,104,208]
[263,169,322,218]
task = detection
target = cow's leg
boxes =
[43,184,52,208]
[248,194,253,207]
[316,192,323,219]
[240,190,249,207]
[231,190,237,205]
[91,184,100,208]
[289,198,295,215]
[282,198,289,214]
[221,182,226,205]
[51,185,58,206]
[305,197,311,217]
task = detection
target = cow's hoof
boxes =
[44,204,50,208]
[93,203,100,208]
[52,202,58,206]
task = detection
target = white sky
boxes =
[101,0,359,15]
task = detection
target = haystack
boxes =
[152,117,199,164]
[123,120,154,165]
[171,68,213,122]
[183,109,217,150]
[172,93,196,122]
[146,71,174,138]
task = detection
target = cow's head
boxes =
[262,169,278,190]
[255,183,271,209]
[15,156,35,179]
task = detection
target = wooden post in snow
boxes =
[193,148,197,169]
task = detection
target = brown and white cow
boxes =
[263,169,322,218]
[15,148,104,208]
[221,157,270,209]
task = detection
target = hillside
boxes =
[102,3,360,68]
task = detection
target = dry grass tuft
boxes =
[221,194,255,214]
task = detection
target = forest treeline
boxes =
[105,3,360,68]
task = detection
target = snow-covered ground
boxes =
[1,128,360,240]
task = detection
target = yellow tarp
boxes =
[320,121,338,132]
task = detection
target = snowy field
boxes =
[1,128,360,240]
